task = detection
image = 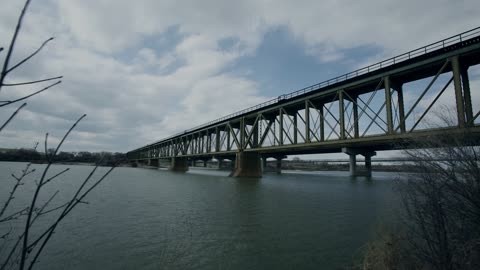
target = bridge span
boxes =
[127,27,480,177]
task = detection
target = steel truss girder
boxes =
[128,44,480,160]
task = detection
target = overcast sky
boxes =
[0,0,479,154]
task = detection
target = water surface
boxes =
[0,162,401,269]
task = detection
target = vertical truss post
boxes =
[384,76,394,134]
[240,117,245,151]
[206,131,210,153]
[196,135,200,154]
[227,126,231,151]
[320,104,325,141]
[215,127,220,152]
[352,95,359,138]
[452,56,466,128]
[203,133,207,153]
[197,134,200,154]
[204,133,207,153]
[293,112,298,144]
[279,109,284,145]
[397,83,406,133]
[252,120,259,148]
[339,90,345,139]
[461,66,473,125]
[305,100,310,143]
[192,135,195,154]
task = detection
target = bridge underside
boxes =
[128,29,480,177]
[133,126,480,177]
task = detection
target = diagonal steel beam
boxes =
[410,76,453,132]
[399,59,450,131]
[244,114,261,149]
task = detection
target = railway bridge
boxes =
[127,27,480,177]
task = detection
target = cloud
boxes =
[0,0,478,152]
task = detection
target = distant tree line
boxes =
[0,148,127,166]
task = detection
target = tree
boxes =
[360,115,480,270]
[396,129,480,270]
[0,1,115,269]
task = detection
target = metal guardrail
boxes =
[135,26,480,151]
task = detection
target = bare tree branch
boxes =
[6,37,54,74]
[40,168,70,187]
[2,76,63,87]
[53,114,86,157]
[0,0,32,90]
[19,114,86,270]
[0,103,26,132]
[0,162,33,218]
[0,80,61,108]
[27,165,116,270]
[0,207,29,223]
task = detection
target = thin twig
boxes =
[28,165,116,270]
[40,168,69,187]
[0,80,61,108]
[0,0,32,90]
[0,190,57,270]
[2,76,63,86]
[53,114,86,157]
[38,202,68,216]
[30,191,58,223]
[0,207,29,223]
[0,162,32,217]
[19,114,86,270]
[6,38,54,73]
[0,103,27,132]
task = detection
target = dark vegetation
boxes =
[353,129,480,270]
[0,148,127,166]
[280,159,419,172]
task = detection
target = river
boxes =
[0,162,402,269]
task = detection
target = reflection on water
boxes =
[0,162,401,270]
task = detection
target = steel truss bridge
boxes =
[127,27,480,177]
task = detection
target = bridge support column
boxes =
[169,157,189,172]
[348,154,357,176]
[217,159,224,169]
[149,159,159,167]
[275,158,282,174]
[342,148,376,177]
[203,159,208,167]
[230,152,262,178]
[261,157,267,170]
[361,152,376,177]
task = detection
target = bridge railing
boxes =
[136,26,480,151]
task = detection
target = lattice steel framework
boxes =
[128,28,480,161]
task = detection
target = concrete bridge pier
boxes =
[149,159,159,167]
[362,152,376,177]
[342,148,376,177]
[275,158,282,174]
[217,158,224,169]
[202,159,209,167]
[169,157,189,172]
[348,154,357,176]
[261,157,267,170]
[273,155,287,174]
[230,151,262,177]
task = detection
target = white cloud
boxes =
[0,0,478,152]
